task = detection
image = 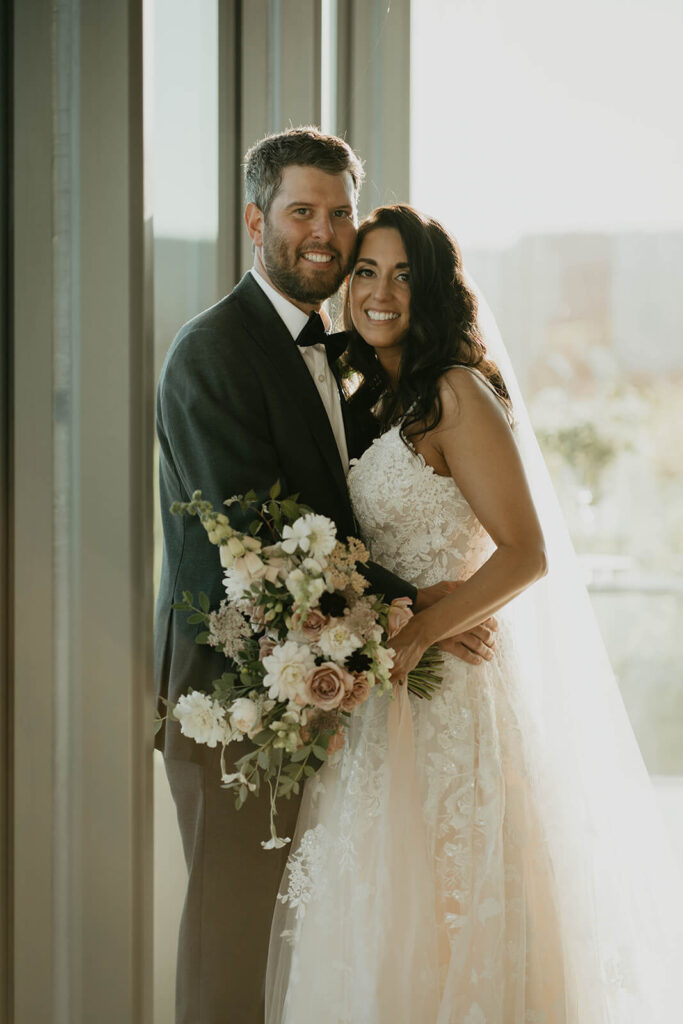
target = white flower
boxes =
[300,556,323,575]
[221,770,256,792]
[261,834,291,850]
[218,533,261,568]
[228,697,260,737]
[174,691,228,748]
[223,550,267,601]
[281,513,336,560]
[300,514,337,560]
[281,517,314,555]
[317,621,363,662]
[285,568,325,607]
[262,641,316,703]
[207,600,251,657]
[374,644,395,671]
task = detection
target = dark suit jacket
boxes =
[155,272,415,761]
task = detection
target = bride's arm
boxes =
[390,367,547,680]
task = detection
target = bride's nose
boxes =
[371,273,392,300]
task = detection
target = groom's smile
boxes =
[245,165,358,313]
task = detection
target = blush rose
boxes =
[304,662,354,711]
[290,607,329,643]
[387,596,413,639]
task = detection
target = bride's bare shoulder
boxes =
[435,365,509,429]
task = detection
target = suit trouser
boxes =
[165,746,302,1024]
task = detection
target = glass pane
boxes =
[412,0,683,857]
[151,1,219,1019]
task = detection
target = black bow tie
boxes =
[297,313,347,361]
[296,312,328,348]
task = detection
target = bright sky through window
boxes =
[411,0,683,251]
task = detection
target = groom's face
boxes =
[247,165,357,308]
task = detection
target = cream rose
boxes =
[387,596,414,639]
[228,697,260,737]
[304,662,354,711]
[263,641,316,703]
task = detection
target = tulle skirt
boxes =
[266,627,574,1023]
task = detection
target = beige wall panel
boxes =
[79,0,153,1020]
[278,0,322,129]
[12,0,56,1018]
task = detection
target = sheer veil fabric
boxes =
[265,281,683,1022]
[467,281,683,1017]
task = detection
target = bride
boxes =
[265,205,683,1023]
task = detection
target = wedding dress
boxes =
[266,311,683,1023]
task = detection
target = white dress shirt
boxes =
[250,269,349,474]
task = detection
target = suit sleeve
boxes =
[358,561,417,605]
[158,327,283,514]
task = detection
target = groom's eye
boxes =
[292,207,311,216]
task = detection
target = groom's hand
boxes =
[413,580,498,665]
[438,621,497,665]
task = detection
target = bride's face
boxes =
[349,227,411,352]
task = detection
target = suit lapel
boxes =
[233,275,351,509]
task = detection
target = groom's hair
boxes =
[243,127,364,217]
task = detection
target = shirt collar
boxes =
[250,268,316,343]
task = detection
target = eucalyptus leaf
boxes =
[312,745,328,760]
[281,499,299,520]
[257,749,270,770]
[195,631,210,645]
[290,745,311,763]
[252,729,272,745]
[187,612,206,625]
[269,480,282,499]
[199,592,210,613]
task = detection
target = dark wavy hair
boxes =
[342,205,511,443]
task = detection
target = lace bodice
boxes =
[347,424,493,587]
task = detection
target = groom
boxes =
[155,127,497,1024]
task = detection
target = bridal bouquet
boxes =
[162,484,442,848]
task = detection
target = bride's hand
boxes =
[388,617,430,684]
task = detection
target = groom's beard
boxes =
[261,225,350,304]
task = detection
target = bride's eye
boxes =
[355,267,374,278]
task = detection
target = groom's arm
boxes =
[158,327,284,517]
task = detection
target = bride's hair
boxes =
[342,204,511,441]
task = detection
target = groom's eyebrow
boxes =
[284,200,353,210]
[355,257,410,268]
